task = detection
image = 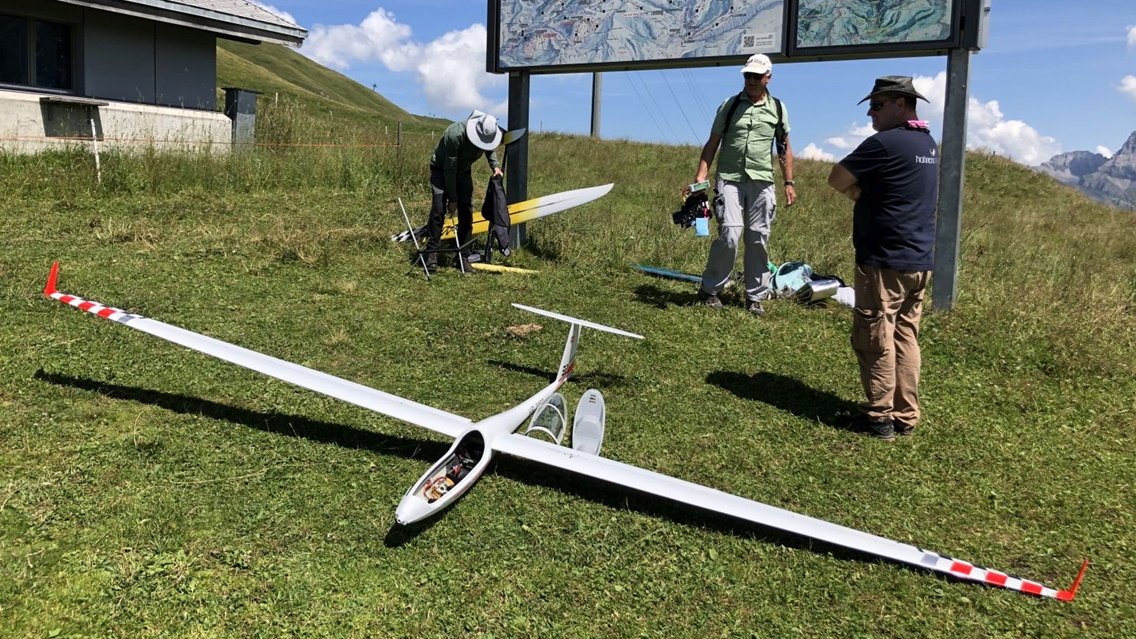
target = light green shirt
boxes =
[710,92,790,183]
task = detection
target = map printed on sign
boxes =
[497,0,784,69]
[796,0,953,49]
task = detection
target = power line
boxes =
[680,68,713,134]
[659,70,701,144]
[625,72,674,145]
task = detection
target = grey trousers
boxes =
[700,179,777,302]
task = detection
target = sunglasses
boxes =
[743,72,767,81]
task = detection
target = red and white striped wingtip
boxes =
[941,556,1088,600]
[45,261,60,297]
[44,262,138,323]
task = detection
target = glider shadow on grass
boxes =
[37,369,874,564]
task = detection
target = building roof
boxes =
[57,0,307,45]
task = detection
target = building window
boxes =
[0,13,73,90]
[0,15,30,85]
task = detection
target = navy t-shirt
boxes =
[839,126,939,271]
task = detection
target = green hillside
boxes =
[216,39,446,133]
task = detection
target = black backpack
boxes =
[480,174,510,253]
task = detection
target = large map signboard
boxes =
[492,0,785,72]
[793,0,958,54]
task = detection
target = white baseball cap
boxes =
[741,53,772,76]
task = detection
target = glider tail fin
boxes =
[510,304,643,382]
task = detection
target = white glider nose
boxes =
[395,429,492,526]
[395,494,433,526]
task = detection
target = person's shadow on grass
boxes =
[632,283,698,309]
[707,370,859,433]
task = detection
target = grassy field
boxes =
[1,127,1134,638]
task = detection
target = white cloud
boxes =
[798,143,835,162]
[1095,145,1113,158]
[965,98,1062,165]
[824,124,875,151]
[299,10,506,116]
[804,72,1062,166]
[1128,25,1136,50]
[413,25,508,115]
[301,9,413,70]
[1120,75,1136,102]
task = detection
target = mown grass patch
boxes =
[1,132,1133,638]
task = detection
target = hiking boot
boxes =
[698,289,723,309]
[463,252,481,264]
[894,422,915,437]
[853,414,896,441]
[746,300,766,317]
[421,257,438,274]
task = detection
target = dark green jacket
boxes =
[429,120,500,199]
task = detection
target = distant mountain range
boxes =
[1037,131,1136,210]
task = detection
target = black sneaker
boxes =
[853,414,896,441]
[746,300,766,317]
[698,289,723,309]
[894,422,915,437]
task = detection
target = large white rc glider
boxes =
[43,263,1086,600]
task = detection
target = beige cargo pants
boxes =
[852,264,931,428]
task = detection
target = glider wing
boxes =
[492,432,1085,600]
[391,183,614,243]
[43,263,472,439]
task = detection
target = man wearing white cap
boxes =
[424,110,504,271]
[695,53,796,316]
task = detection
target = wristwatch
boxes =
[784,180,795,186]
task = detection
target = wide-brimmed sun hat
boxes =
[858,76,929,104]
[466,110,503,150]
[740,53,772,76]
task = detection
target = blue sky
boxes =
[256,1,1136,165]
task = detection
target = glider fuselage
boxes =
[395,374,570,524]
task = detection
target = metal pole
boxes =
[932,48,971,312]
[591,72,602,138]
[90,118,101,185]
[507,72,531,247]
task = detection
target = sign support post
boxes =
[591,73,602,138]
[507,71,530,247]
[932,47,972,312]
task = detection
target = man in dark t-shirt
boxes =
[827,76,939,441]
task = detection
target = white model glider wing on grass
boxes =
[43,263,470,439]
[492,433,1087,600]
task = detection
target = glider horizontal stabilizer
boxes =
[43,262,471,439]
[511,303,644,340]
[501,128,526,145]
